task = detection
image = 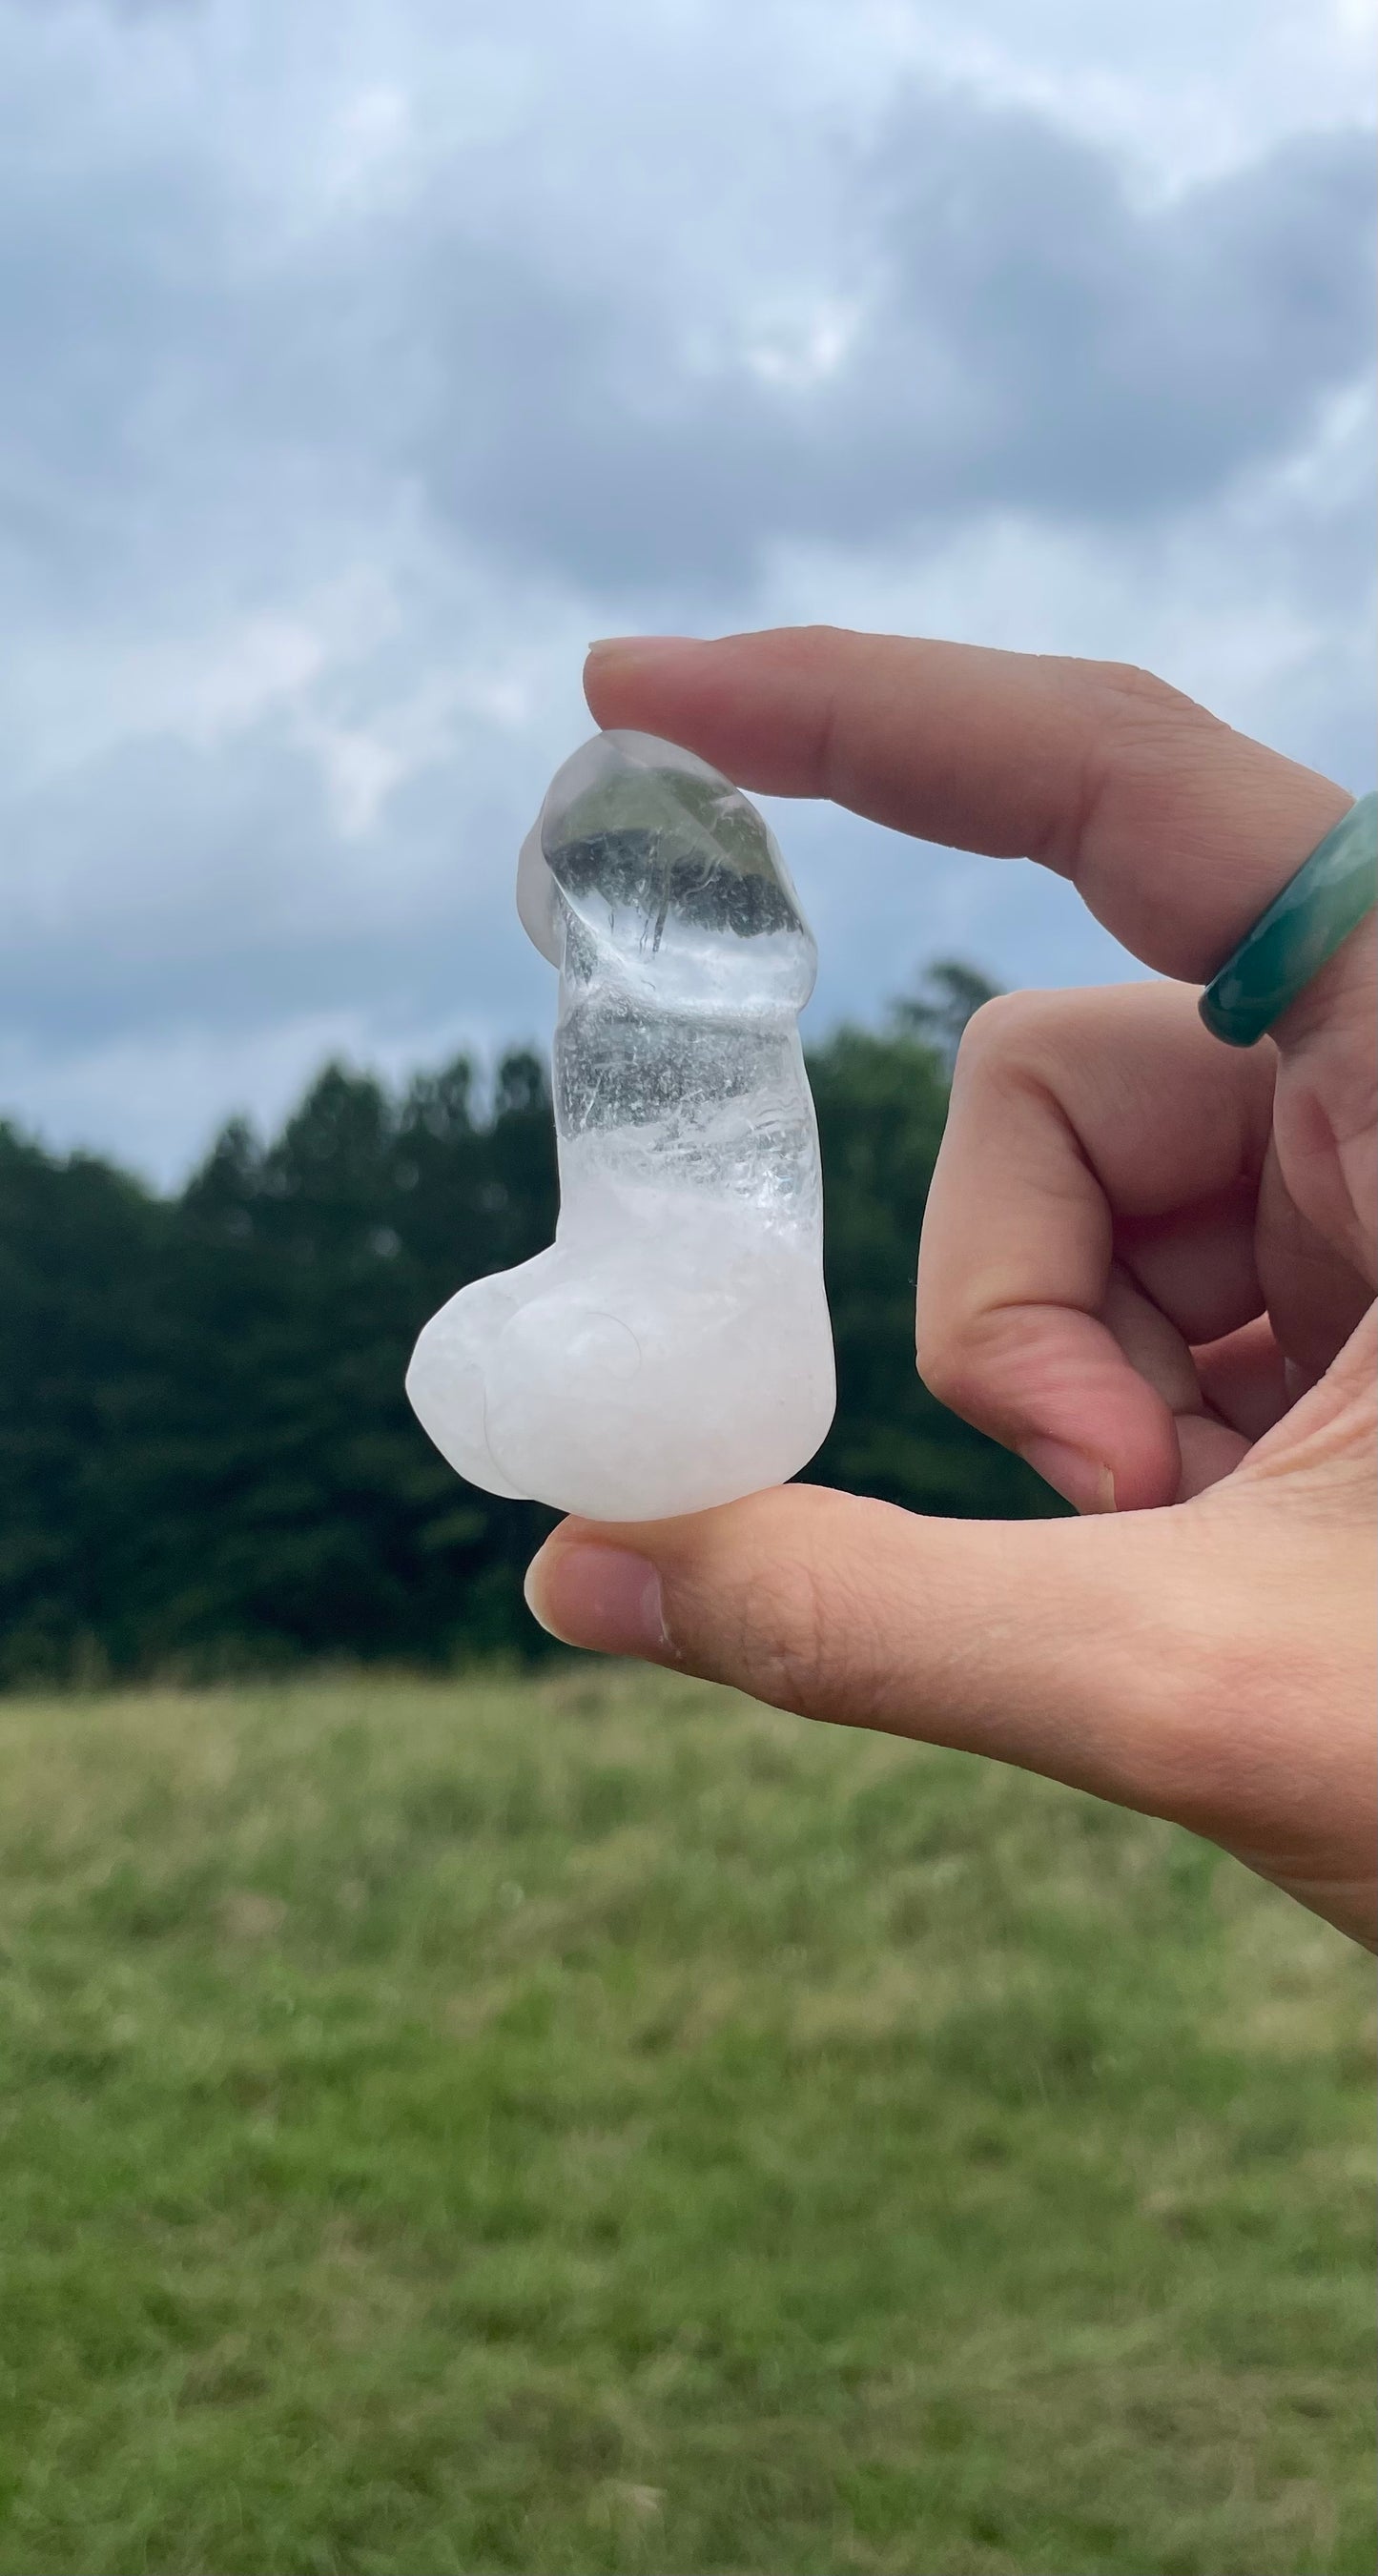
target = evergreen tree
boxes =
[892,959,1000,1071]
[0,994,1053,1681]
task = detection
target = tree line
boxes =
[0,971,1055,1682]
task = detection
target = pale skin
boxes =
[524,627,1377,1947]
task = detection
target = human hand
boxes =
[524,628,1377,1945]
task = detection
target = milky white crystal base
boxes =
[406,1161,833,1523]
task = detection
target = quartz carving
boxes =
[405,729,835,1521]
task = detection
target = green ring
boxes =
[1199,790,1378,1048]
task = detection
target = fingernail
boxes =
[524,1543,668,1657]
[586,635,699,660]
[1018,1438,1117,1514]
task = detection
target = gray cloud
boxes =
[419,111,1375,591]
[0,0,1373,1177]
[0,718,544,1048]
[3,44,1371,608]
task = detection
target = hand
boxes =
[525,628,1377,1946]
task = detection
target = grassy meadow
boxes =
[0,1667,1372,2576]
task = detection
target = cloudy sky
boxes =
[1,0,1373,1181]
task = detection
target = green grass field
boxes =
[0,1669,1371,2576]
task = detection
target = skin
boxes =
[524,627,1377,1947]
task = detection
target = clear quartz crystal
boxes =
[405,728,835,1520]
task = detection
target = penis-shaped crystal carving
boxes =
[405,729,835,1521]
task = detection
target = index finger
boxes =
[584,627,1352,983]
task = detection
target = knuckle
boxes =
[1032,660,1222,871]
[1090,656,1183,710]
[952,989,1063,1082]
[723,1522,879,1725]
[915,1305,1010,1426]
[780,623,849,670]
[736,1546,833,1714]
[1060,654,1208,734]
[915,1329,977,1417]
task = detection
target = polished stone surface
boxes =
[407,731,835,1519]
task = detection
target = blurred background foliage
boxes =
[0,967,1050,1683]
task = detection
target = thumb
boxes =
[524,1478,1377,1942]
[524,1484,1207,1821]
